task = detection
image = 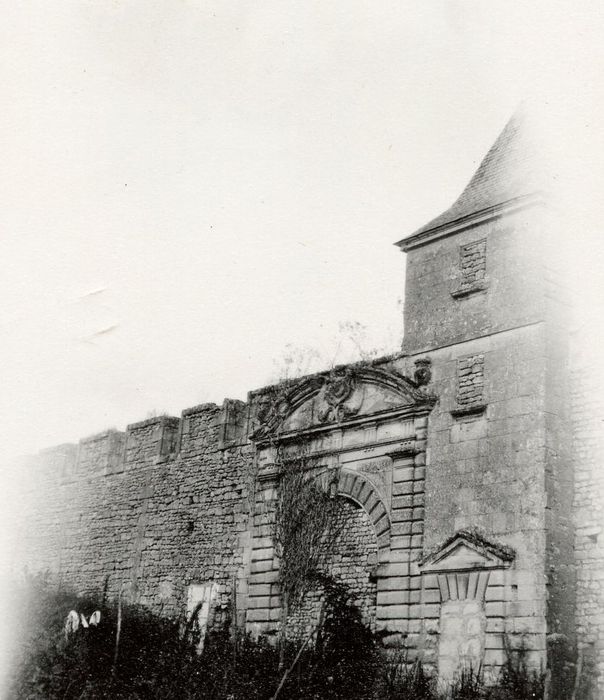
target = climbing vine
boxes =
[273,446,344,643]
[274,470,338,606]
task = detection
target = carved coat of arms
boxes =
[317,368,360,423]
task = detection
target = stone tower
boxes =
[396,109,575,688]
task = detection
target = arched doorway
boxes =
[287,494,378,638]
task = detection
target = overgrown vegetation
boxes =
[4,452,584,700]
[5,571,587,699]
[273,459,343,625]
[271,446,348,684]
[3,572,378,699]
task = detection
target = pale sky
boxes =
[1,1,603,458]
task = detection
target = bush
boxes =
[377,651,436,699]
[4,573,577,700]
[6,572,207,699]
[485,653,545,700]
[4,573,381,700]
[446,666,485,700]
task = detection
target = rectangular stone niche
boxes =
[451,239,488,298]
[455,355,485,409]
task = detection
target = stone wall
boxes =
[321,498,378,627]
[10,186,602,692]
[15,403,253,624]
[572,336,604,697]
[392,325,550,673]
[287,497,378,638]
[401,211,546,356]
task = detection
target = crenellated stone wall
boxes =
[10,113,604,694]
[15,403,253,624]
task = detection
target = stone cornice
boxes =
[396,192,546,252]
[252,404,431,449]
[419,529,515,572]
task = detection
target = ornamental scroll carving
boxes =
[252,375,324,438]
[256,392,290,428]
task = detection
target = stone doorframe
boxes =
[243,436,407,638]
[239,364,437,637]
[418,530,516,682]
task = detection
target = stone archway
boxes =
[332,468,391,558]
[287,493,380,637]
[287,469,390,635]
[246,363,435,638]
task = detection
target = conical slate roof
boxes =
[397,108,546,248]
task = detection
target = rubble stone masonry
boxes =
[10,112,604,693]
[16,404,252,623]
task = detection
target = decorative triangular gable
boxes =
[419,530,515,573]
[250,364,435,442]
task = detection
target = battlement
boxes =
[11,108,604,695]
[29,399,250,481]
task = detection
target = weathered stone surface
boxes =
[11,110,604,694]
[438,600,486,684]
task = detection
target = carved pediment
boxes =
[419,530,515,573]
[251,364,435,440]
